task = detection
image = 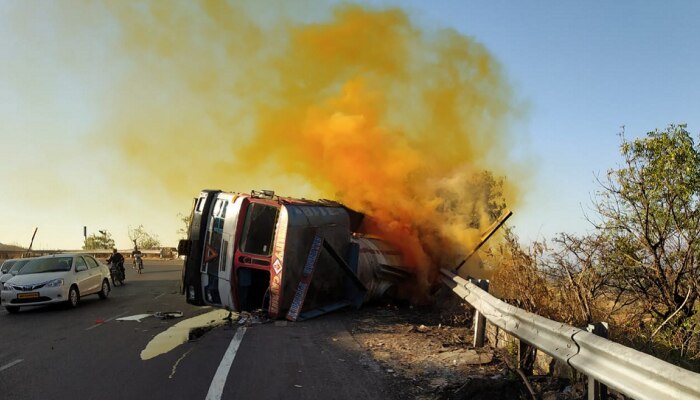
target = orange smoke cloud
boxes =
[104,2,525,289]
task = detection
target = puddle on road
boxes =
[140,309,239,360]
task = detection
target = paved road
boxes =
[0,260,398,400]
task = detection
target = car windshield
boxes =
[18,257,73,274]
[9,259,31,274]
[1,260,17,274]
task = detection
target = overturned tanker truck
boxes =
[178,189,412,320]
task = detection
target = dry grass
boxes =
[482,234,700,372]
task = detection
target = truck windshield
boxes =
[239,203,278,256]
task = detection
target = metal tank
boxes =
[352,236,411,302]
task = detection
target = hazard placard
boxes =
[204,244,219,262]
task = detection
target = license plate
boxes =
[17,292,39,299]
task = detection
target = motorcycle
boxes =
[133,253,144,274]
[110,261,125,286]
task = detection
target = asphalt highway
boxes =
[0,260,397,400]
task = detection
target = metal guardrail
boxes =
[69,249,165,256]
[42,249,169,257]
[440,268,700,400]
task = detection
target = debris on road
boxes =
[116,314,154,322]
[154,311,184,320]
[117,311,184,322]
[237,310,269,326]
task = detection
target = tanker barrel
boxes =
[376,264,413,283]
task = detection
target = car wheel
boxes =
[98,279,110,299]
[5,306,19,314]
[67,285,80,308]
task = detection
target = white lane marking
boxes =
[205,327,247,400]
[116,313,153,323]
[0,359,23,372]
[154,293,166,300]
[86,311,129,330]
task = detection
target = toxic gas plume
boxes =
[101,2,527,291]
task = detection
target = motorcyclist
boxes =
[132,245,143,271]
[107,248,125,276]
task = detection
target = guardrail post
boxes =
[586,322,609,400]
[518,340,535,376]
[470,279,489,348]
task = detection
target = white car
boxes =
[0,258,32,286]
[1,254,111,313]
[0,258,23,276]
[0,258,23,279]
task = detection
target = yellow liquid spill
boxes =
[140,309,238,360]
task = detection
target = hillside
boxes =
[0,243,25,251]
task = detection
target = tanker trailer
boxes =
[178,189,411,320]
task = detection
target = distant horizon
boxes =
[0,241,177,251]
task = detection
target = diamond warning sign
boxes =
[204,244,219,262]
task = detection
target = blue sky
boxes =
[402,0,700,241]
[0,1,698,249]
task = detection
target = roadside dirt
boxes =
[239,290,590,399]
[347,298,588,400]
